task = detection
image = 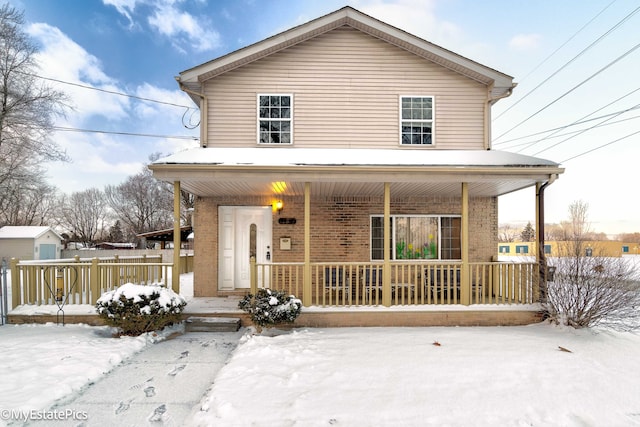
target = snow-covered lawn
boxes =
[1,272,640,426]
[0,323,179,425]
[188,324,640,426]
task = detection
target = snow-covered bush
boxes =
[96,283,186,336]
[238,288,302,330]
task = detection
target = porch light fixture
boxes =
[271,181,287,194]
[273,200,284,213]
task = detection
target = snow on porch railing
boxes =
[252,260,539,307]
[10,255,172,308]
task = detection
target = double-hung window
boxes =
[258,94,292,144]
[370,215,461,260]
[400,96,433,145]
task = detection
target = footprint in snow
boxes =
[115,399,133,414]
[179,350,189,359]
[148,404,166,422]
[129,377,154,390]
[144,386,156,397]
[168,364,186,376]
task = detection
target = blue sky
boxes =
[9,0,640,235]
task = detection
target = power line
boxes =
[52,126,199,141]
[27,71,196,110]
[561,129,640,163]
[492,40,640,143]
[499,111,640,150]
[513,87,640,153]
[493,0,621,121]
[496,106,640,147]
[532,102,640,156]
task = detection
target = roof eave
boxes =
[150,163,564,182]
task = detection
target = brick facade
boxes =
[193,193,497,297]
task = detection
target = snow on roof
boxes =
[153,147,561,168]
[0,226,62,240]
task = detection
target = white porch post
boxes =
[382,182,391,307]
[460,182,470,305]
[303,182,312,306]
[172,181,181,294]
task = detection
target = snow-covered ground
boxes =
[1,273,640,426]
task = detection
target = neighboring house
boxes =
[0,226,63,261]
[150,7,564,321]
[499,241,639,258]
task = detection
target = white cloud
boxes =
[509,33,542,51]
[27,23,130,123]
[24,21,198,193]
[103,0,220,53]
[147,2,221,53]
[102,0,141,27]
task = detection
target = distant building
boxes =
[0,226,63,261]
[498,241,638,258]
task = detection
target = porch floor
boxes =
[7,296,544,327]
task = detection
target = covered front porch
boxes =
[151,147,563,315]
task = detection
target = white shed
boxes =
[0,226,63,261]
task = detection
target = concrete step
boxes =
[185,316,241,332]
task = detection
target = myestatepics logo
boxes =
[0,408,89,422]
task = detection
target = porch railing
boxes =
[10,255,174,308]
[252,260,539,307]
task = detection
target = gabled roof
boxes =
[177,6,514,105]
[0,226,63,240]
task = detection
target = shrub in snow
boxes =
[96,283,186,336]
[542,244,640,330]
[238,288,302,331]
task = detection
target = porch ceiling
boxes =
[176,179,544,198]
[150,147,564,198]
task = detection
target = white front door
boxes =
[218,206,272,290]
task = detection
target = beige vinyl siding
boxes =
[205,26,487,149]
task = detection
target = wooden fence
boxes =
[9,254,193,307]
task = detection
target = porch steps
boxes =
[185,316,241,332]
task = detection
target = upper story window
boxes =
[258,94,292,144]
[400,96,433,145]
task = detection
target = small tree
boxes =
[543,244,640,330]
[520,222,535,242]
[542,201,640,330]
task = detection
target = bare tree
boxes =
[105,167,173,241]
[543,201,640,330]
[617,232,640,245]
[0,4,68,224]
[498,223,518,242]
[0,174,57,226]
[544,223,563,241]
[57,188,108,246]
[545,244,640,330]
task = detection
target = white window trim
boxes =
[370,214,461,261]
[257,93,293,145]
[399,95,435,147]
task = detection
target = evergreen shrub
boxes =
[96,283,186,336]
[238,288,302,329]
